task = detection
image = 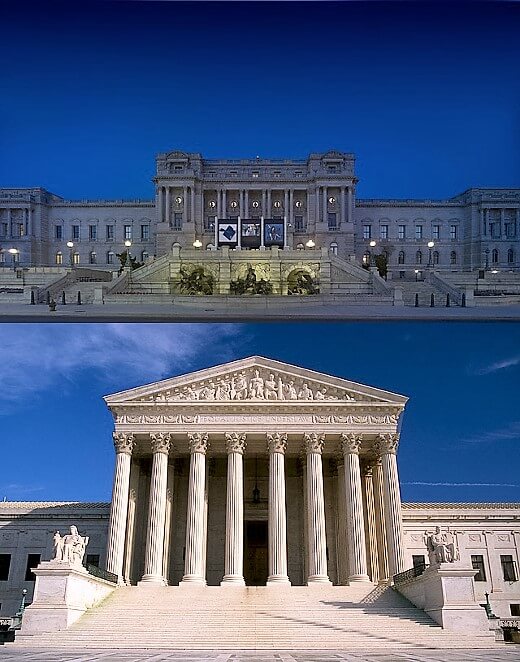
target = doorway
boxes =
[244,520,268,585]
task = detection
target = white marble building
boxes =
[1,151,519,274]
[1,357,519,619]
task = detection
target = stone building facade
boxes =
[1,357,519,619]
[1,151,518,275]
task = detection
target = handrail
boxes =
[393,562,428,585]
[86,564,118,584]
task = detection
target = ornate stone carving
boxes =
[225,432,247,455]
[52,525,89,567]
[303,432,325,454]
[188,432,209,455]
[112,432,134,455]
[150,432,172,455]
[140,367,356,403]
[116,414,196,424]
[424,527,460,566]
[372,433,400,456]
[340,433,363,455]
[267,432,287,454]
[312,414,399,424]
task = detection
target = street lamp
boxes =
[305,239,315,248]
[369,239,377,266]
[66,241,74,268]
[193,239,203,248]
[124,239,132,267]
[414,269,420,282]
[427,241,435,268]
[8,247,19,270]
[485,248,490,270]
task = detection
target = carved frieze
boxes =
[112,432,135,455]
[312,414,398,425]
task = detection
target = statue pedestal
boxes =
[396,563,493,636]
[21,561,116,635]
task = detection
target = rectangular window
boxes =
[204,216,216,232]
[398,225,406,240]
[89,225,97,241]
[252,171,259,178]
[141,225,149,241]
[433,225,440,240]
[327,165,337,173]
[273,171,281,178]
[25,554,40,582]
[1,223,7,236]
[124,225,132,240]
[172,213,182,230]
[363,225,372,240]
[85,554,100,568]
[511,604,520,617]
[501,555,517,582]
[294,170,303,178]
[380,225,388,239]
[415,225,423,240]
[72,225,80,240]
[328,212,337,229]
[18,223,25,236]
[294,215,305,232]
[106,225,114,241]
[107,252,114,265]
[55,225,63,240]
[471,555,486,581]
[0,554,11,581]
[412,555,426,569]
[450,225,458,240]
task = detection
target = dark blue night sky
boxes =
[1,1,519,199]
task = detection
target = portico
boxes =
[103,356,408,587]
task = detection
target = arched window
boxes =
[296,243,304,250]
[492,248,499,264]
[450,251,457,265]
[416,250,422,264]
[89,251,97,265]
[55,251,63,265]
[362,251,370,265]
[398,251,405,265]
[508,248,515,264]
[106,251,114,265]
[329,242,338,256]
[73,252,80,265]
[433,251,439,265]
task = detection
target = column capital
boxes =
[112,432,134,455]
[303,432,325,455]
[225,432,246,455]
[150,432,172,455]
[340,432,363,455]
[373,433,400,456]
[267,432,287,454]
[188,432,209,455]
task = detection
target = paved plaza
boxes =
[1,649,519,662]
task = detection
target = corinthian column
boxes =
[221,433,246,585]
[267,433,291,585]
[303,433,331,584]
[181,433,209,585]
[373,434,405,578]
[140,433,172,585]
[341,433,370,582]
[106,432,134,582]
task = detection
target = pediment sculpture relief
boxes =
[139,368,357,403]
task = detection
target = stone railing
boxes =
[429,271,463,305]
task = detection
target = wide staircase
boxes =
[398,279,456,307]
[14,584,495,650]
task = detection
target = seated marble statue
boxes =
[425,526,459,565]
[52,525,89,567]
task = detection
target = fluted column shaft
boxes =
[375,435,406,578]
[222,433,246,585]
[341,434,370,582]
[267,433,290,585]
[304,433,331,584]
[372,458,389,582]
[335,457,349,584]
[181,433,209,584]
[106,433,134,582]
[141,433,172,584]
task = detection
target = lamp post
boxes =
[66,241,74,268]
[485,247,490,270]
[8,248,19,270]
[369,239,377,267]
[305,239,315,249]
[193,239,203,249]
[414,269,420,282]
[427,241,435,268]
[124,239,132,268]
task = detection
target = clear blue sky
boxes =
[1,1,519,199]
[1,322,519,504]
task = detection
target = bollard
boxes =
[46,291,50,305]
[414,293,419,307]
[77,290,82,305]
[62,291,66,305]
[462,292,466,308]
[446,293,450,307]
[30,290,35,305]
[430,293,435,307]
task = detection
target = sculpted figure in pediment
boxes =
[286,380,298,400]
[264,373,278,400]
[298,383,314,400]
[233,372,249,400]
[249,369,265,399]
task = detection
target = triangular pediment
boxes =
[104,356,407,407]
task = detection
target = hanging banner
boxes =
[241,220,262,249]
[217,219,239,247]
[264,219,284,248]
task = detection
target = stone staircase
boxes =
[397,279,456,307]
[13,584,496,650]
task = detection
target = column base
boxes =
[220,575,246,586]
[307,576,332,585]
[138,575,168,586]
[267,575,291,586]
[348,574,371,583]
[179,575,207,586]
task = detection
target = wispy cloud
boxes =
[471,354,520,376]
[0,323,245,412]
[403,481,519,488]
[461,421,520,445]
[0,484,46,499]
